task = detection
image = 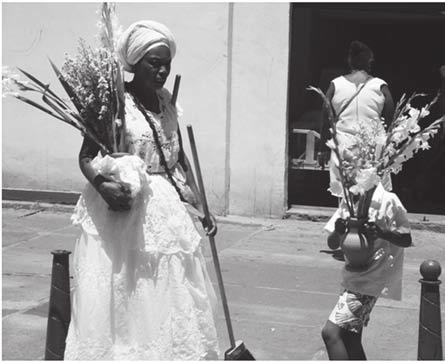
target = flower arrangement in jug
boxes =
[308,86,445,217]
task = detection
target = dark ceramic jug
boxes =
[340,187,376,270]
[340,217,374,269]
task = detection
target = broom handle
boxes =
[187,125,236,348]
[171,74,181,107]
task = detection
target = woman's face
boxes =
[134,45,171,90]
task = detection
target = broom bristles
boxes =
[224,341,255,360]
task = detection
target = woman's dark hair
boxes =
[348,40,374,73]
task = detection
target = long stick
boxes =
[171,74,181,107]
[186,125,236,348]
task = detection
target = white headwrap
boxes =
[117,20,176,73]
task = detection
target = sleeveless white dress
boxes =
[64,89,219,360]
[329,76,392,196]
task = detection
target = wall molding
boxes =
[2,188,80,205]
[224,2,234,216]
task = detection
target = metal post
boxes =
[45,250,71,360]
[418,260,442,360]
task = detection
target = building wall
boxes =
[229,3,290,217]
[2,3,290,217]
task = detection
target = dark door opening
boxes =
[288,3,445,214]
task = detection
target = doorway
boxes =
[288,3,445,213]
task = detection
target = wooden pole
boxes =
[171,74,181,107]
[186,125,236,347]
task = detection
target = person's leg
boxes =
[323,291,354,360]
[341,292,377,360]
[321,320,349,360]
[343,329,366,360]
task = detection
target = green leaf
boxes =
[47,58,84,113]
[42,93,81,127]
[15,90,110,154]
[17,67,61,101]
[14,94,65,121]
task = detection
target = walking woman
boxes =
[318,41,395,194]
[64,20,219,360]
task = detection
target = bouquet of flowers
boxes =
[2,2,125,154]
[308,86,445,217]
[3,3,151,202]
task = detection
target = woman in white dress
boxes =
[64,20,219,360]
[318,41,395,195]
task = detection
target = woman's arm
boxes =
[327,231,345,250]
[318,82,335,168]
[379,230,412,248]
[327,218,347,250]
[177,127,217,236]
[381,84,395,128]
[79,136,102,185]
[182,154,203,208]
[362,222,412,248]
[320,82,335,147]
[176,127,202,208]
[79,137,131,211]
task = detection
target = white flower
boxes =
[2,66,33,97]
[2,66,19,80]
[420,142,430,150]
[349,167,380,195]
[2,77,17,97]
[420,106,430,118]
[342,148,356,162]
[328,180,344,197]
[412,132,432,151]
[372,134,386,159]
[390,128,405,144]
[406,107,423,132]
[375,134,386,145]
[326,139,336,150]
[99,105,108,117]
[96,3,123,51]
[2,90,19,98]
[408,107,420,120]
[420,133,430,142]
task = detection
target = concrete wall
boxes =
[229,3,290,217]
[2,3,290,217]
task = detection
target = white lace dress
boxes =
[64,89,219,360]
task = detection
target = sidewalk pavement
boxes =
[2,202,445,360]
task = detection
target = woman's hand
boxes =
[361,221,412,247]
[360,221,382,241]
[97,179,132,211]
[327,232,342,250]
[328,218,348,250]
[200,213,218,237]
[334,218,347,235]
